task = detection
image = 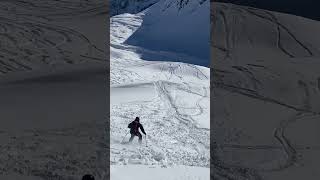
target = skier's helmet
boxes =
[135,117,140,122]
[82,174,95,180]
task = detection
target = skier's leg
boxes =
[128,134,135,143]
[137,132,142,144]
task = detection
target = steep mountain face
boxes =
[211,2,320,180]
[125,0,210,66]
[110,0,208,16]
[110,0,159,16]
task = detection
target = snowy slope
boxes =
[110,1,210,179]
[0,0,107,75]
[0,63,108,179]
[211,2,320,180]
[0,1,108,179]
[125,0,210,66]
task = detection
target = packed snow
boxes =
[110,0,210,179]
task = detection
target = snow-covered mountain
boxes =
[110,0,159,16]
[211,2,320,180]
[125,0,210,66]
[110,0,210,179]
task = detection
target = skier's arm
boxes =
[128,122,132,128]
[140,124,146,135]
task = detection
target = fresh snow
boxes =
[110,0,210,179]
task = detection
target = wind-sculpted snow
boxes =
[110,9,209,180]
[211,2,320,180]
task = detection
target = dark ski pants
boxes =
[129,132,142,143]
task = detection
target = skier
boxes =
[128,117,146,144]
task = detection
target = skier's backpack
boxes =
[128,121,139,133]
[128,122,133,128]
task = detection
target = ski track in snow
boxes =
[0,0,107,74]
[110,12,210,170]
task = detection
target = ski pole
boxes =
[145,134,147,147]
[121,130,129,144]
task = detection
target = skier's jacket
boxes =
[128,121,146,135]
